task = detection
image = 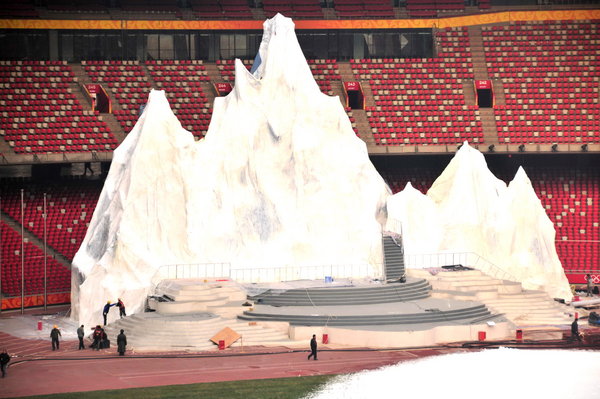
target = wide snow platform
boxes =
[105,275,515,351]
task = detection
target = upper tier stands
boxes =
[145,60,212,139]
[83,60,152,134]
[216,58,342,96]
[405,0,465,18]
[1,180,101,261]
[0,221,70,296]
[262,0,324,19]
[45,0,108,14]
[0,61,117,154]
[483,21,600,145]
[355,26,483,146]
[192,0,254,19]
[333,0,395,19]
[0,0,38,19]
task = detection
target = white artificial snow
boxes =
[305,348,600,399]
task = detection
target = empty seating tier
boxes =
[83,60,152,134]
[354,27,481,146]
[0,221,70,296]
[145,60,212,139]
[483,21,600,144]
[1,180,102,260]
[0,61,117,153]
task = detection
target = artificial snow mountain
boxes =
[385,142,571,300]
[71,14,571,328]
[71,14,390,328]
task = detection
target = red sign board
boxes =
[215,82,233,96]
[344,81,361,91]
[86,84,102,94]
[475,80,492,89]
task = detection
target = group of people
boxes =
[43,298,128,358]
[103,298,126,326]
[48,324,128,356]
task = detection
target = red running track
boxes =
[0,331,465,398]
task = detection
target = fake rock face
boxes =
[386,142,571,300]
[71,14,390,327]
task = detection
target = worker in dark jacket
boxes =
[102,301,116,325]
[571,317,582,342]
[77,325,85,350]
[117,329,127,356]
[307,334,318,360]
[0,348,10,378]
[92,325,103,350]
[50,325,61,350]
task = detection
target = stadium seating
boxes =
[334,0,395,19]
[529,167,600,273]
[45,0,108,14]
[0,221,71,296]
[0,0,38,19]
[483,21,600,144]
[263,0,324,19]
[0,61,117,154]
[405,0,464,18]
[1,180,102,261]
[145,60,212,139]
[82,60,152,134]
[216,58,342,96]
[354,27,482,146]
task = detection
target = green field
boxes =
[22,375,336,399]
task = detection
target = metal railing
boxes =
[153,262,383,284]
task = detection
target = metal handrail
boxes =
[153,262,384,284]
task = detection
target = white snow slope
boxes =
[386,142,571,300]
[71,14,390,327]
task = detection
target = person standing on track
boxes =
[117,329,127,356]
[77,324,85,350]
[50,325,61,351]
[0,348,10,378]
[308,334,318,360]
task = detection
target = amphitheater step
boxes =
[407,269,572,328]
[103,312,303,351]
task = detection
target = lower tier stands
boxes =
[1,180,102,261]
[0,221,70,296]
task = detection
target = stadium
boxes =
[0,1,599,397]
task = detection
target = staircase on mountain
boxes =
[383,235,405,281]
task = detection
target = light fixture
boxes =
[518,144,525,152]
[551,144,558,152]
[488,144,495,152]
[581,144,588,152]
